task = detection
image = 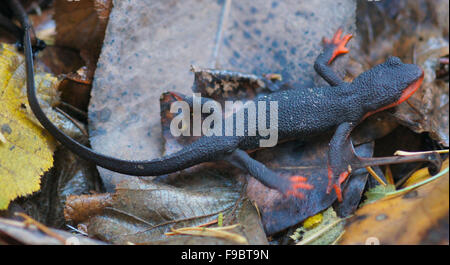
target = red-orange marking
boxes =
[286,176,315,199]
[323,28,353,64]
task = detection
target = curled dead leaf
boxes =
[64,193,112,224]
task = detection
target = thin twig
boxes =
[54,106,88,136]
[211,0,232,68]
[394,149,449,156]
[15,212,67,244]
[366,166,387,186]
[57,101,88,118]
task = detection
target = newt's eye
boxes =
[387,56,402,66]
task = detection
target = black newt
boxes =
[16,4,434,202]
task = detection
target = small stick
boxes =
[197,219,218,228]
[15,212,67,244]
[54,106,88,137]
[394,149,449,156]
[365,166,387,186]
[57,101,88,119]
[385,165,394,185]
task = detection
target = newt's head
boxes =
[352,56,424,119]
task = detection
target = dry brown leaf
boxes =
[339,162,449,245]
[54,0,113,82]
[356,0,449,146]
[64,171,267,245]
[54,0,112,59]
[64,193,113,224]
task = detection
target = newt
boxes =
[11,1,440,202]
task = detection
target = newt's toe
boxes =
[326,166,350,202]
[285,175,314,199]
[323,28,353,64]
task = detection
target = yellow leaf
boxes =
[403,159,449,188]
[302,212,323,229]
[291,207,344,245]
[0,43,57,209]
[403,167,431,187]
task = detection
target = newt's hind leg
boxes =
[314,28,352,86]
[328,122,443,202]
[225,149,314,199]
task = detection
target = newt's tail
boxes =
[106,136,240,176]
[31,67,238,175]
[17,4,242,177]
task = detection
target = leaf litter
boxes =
[0,0,448,243]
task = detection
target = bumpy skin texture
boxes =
[24,28,424,201]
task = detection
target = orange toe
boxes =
[285,175,314,199]
[323,28,353,64]
[327,166,350,201]
[290,176,308,182]
[333,184,343,202]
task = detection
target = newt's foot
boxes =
[285,176,314,199]
[323,28,352,64]
[326,166,351,202]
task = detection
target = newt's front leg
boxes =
[314,28,353,86]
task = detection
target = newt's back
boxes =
[234,84,353,150]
